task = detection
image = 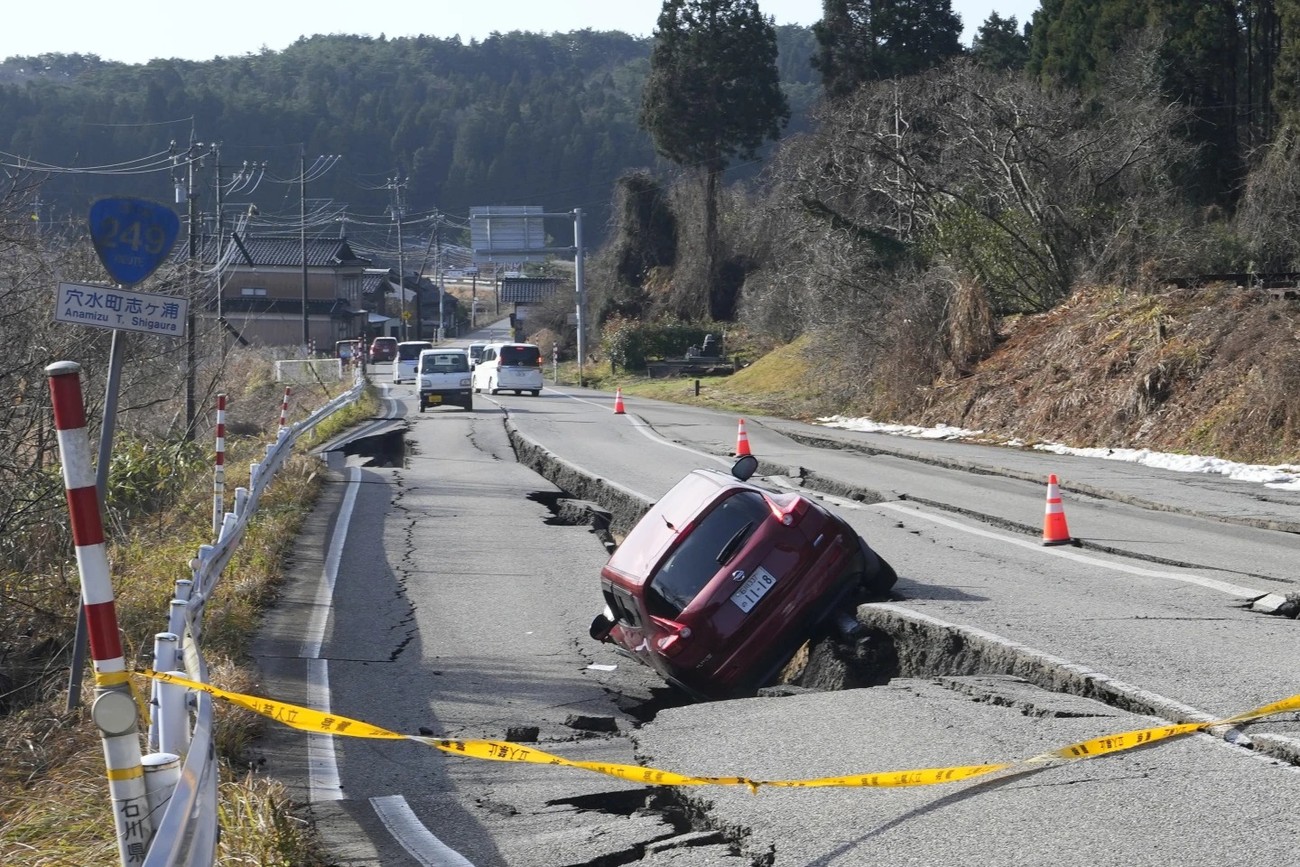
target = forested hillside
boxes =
[0,27,818,246]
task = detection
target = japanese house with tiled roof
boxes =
[210,236,370,348]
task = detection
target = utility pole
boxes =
[177,139,208,441]
[212,144,225,354]
[434,212,444,340]
[300,145,309,351]
[574,207,587,387]
[388,174,409,341]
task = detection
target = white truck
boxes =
[416,348,473,412]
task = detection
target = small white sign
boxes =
[55,281,188,338]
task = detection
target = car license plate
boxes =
[426,394,442,405]
[731,566,777,613]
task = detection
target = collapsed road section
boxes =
[502,419,1300,772]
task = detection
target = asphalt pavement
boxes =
[758,416,1300,533]
[258,377,1300,867]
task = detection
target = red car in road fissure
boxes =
[590,455,896,700]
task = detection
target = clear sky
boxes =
[2,0,1039,66]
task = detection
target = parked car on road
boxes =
[589,455,896,701]
[368,336,398,363]
[471,342,543,395]
[392,340,433,383]
[417,348,473,412]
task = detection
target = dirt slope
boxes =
[909,284,1300,464]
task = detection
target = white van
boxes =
[471,342,544,396]
[416,348,472,412]
[392,340,433,384]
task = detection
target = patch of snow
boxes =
[816,416,1300,491]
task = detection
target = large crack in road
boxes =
[327,414,1300,864]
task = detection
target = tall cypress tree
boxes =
[639,0,789,318]
[812,0,964,98]
[971,12,1030,70]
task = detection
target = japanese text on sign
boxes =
[55,282,188,339]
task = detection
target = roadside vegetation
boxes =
[0,195,377,864]
[0,364,376,866]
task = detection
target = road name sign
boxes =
[55,282,188,338]
[88,197,180,286]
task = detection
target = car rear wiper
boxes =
[716,522,754,564]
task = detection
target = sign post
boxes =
[61,199,180,715]
[52,198,181,862]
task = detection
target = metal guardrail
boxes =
[142,368,366,867]
[49,364,366,867]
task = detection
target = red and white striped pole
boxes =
[46,361,152,861]
[279,386,291,430]
[212,393,226,538]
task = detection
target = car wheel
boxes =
[418,404,424,413]
[589,611,615,642]
[515,390,522,395]
[530,390,540,396]
[858,540,898,598]
[463,398,473,411]
[489,379,498,395]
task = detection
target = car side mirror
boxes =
[731,454,758,481]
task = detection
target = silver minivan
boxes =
[471,342,543,396]
[392,340,433,384]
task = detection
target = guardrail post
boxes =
[167,599,188,642]
[157,670,191,758]
[219,512,238,544]
[141,753,181,825]
[148,632,179,752]
[46,361,153,863]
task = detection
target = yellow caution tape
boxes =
[141,671,1300,792]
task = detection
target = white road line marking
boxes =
[306,658,342,802]
[371,795,477,867]
[303,466,360,803]
[551,386,732,465]
[302,466,361,659]
[878,499,1265,598]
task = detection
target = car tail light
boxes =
[764,493,807,526]
[649,615,692,657]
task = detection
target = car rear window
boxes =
[499,345,541,366]
[421,353,468,373]
[398,342,433,360]
[646,490,770,618]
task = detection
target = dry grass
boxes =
[577,284,1300,467]
[0,365,377,867]
[911,284,1300,463]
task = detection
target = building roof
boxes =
[500,277,561,304]
[229,236,368,268]
[187,234,370,268]
[213,297,361,316]
[361,271,392,297]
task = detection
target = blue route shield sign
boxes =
[89,198,181,287]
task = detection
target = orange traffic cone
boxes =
[735,418,752,456]
[1042,474,1073,546]
[613,388,625,414]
